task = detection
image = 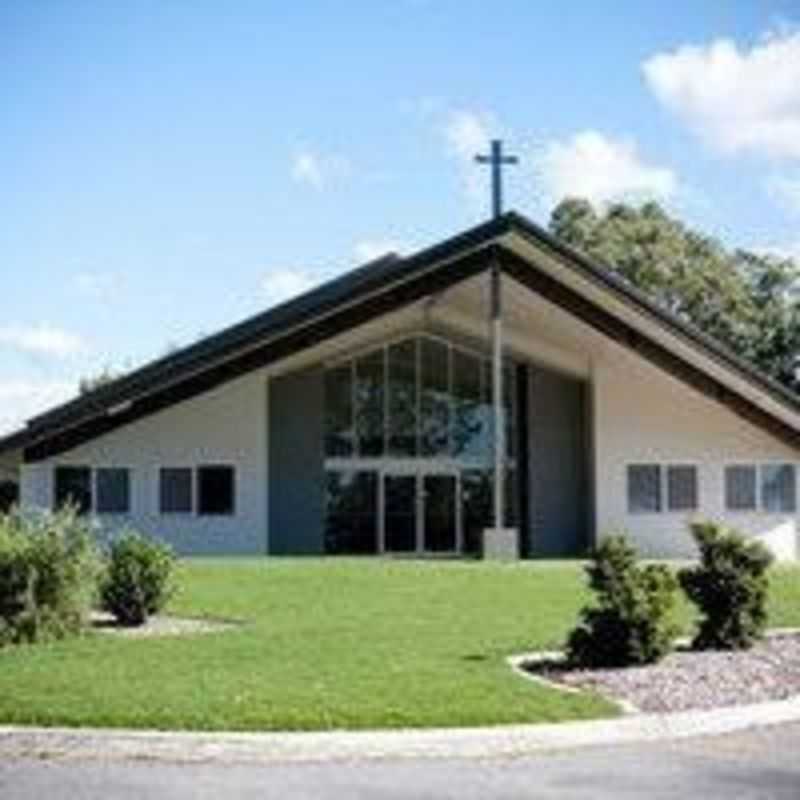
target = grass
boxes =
[0,558,798,732]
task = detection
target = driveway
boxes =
[2,722,799,799]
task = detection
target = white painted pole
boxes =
[491,260,504,530]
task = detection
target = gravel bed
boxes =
[90,611,238,638]
[528,633,800,713]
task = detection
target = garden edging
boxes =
[3,695,800,765]
[509,627,800,717]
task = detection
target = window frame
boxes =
[323,330,517,469]
[53,465,93,515]
[158,466,195,515]
[196,464,236,517]
[760,462,797,514]
[95,466,132,515]
[626,462,701,515]
[724,463,758,513]
[626,463,663,515]
[665,463,699,513]
[724,462,798,514]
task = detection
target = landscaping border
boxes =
[2,695,800,765]
[508,627,800,716]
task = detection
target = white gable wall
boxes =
[13,264,800,561]
[20,370,269,555]
[594,341,800,560]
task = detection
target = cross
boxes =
[475,139,518,219]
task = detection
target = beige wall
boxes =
[20,370,269,555]
[14,266,800,561]
[593,341,800,561]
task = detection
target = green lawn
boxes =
[0,559,798,732]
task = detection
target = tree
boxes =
[78,366,122,395]
[549,198,800,392]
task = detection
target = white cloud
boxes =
[0,379,76,435]
[764,173,800,215]
[353,239,406,262]
[443,109,499,160]
[533,130,677,207]
[291,152,324,189]
[643,30,800,158]
[290,148,351,189]
[441,109,505,213]
[260,268,322,306]
[0,324,86,358]
[73,271,119,300]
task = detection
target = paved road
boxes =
[2,723,799,799]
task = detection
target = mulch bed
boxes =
[90,611,238,638]
[526,632,800,713]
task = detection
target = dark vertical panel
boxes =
[528,367,589,557]
[269,367,325,554]
[583,380,596,550]
[516,364,530,558]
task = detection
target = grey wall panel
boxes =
[527,367,589,557]
[268,367,325,554]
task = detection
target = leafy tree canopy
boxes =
[78,365,122,396]
[549,198,800,392]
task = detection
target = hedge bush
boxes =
[101,533,175,626]
[566,535,678,667]
[0,508,101,646]
[679,521,773,650]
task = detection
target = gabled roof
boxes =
[3,210,800,460]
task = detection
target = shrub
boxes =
[0,507,101,646]
[566,535,678,667]
[679,521,773,650]
[101,533,175,626]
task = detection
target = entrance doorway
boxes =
[381,469,460,555]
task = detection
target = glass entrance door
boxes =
[382,470,460,555]
[383,474,417,553]
[423,474,458,553]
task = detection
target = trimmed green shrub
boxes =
[566,535,678,667]
[0,507,101,646]
[101,533,175,626]
[679,521,773,650]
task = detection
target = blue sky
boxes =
[3,1,800,432]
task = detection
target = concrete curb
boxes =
[3,695,800,764]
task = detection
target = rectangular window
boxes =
[452,349,482,459]
[627,464,661,513]
[54,466,92,514]
[420,338,450,456]
[725,465,757,511]
[197,465,235,516]
[96,468,130,514]
[761,464,796,513]
[387,339,418,457]
[667,465,698,512]
[355,350,385,457]
[324,363,354,457]
[160,468,193,514]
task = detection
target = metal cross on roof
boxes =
[475,139,518,219]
